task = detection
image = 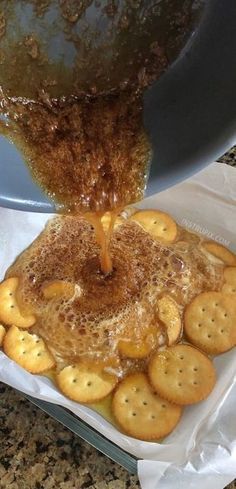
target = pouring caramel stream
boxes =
[86,210,121,275]
[0,0,203,274]
[1,91,151,274]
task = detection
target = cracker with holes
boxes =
[130,210,177,242]
[148,344,216,405]
[184,291,236,354]
[57,364,118,403]
[3,325,55,373]
[202,242,236,266]
[157,295,182,345]
[222,267,236,294]
[0,278,35,328]
[0,324,6,346]
[112,373,182,440]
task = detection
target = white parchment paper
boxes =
[0,162,236,489]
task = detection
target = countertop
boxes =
[0,148,236,489]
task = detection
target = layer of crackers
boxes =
[0,209,235,441]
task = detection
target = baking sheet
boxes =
[0,162,236,489]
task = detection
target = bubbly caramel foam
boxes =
[6,215,223,369]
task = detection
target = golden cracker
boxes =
[222,283,236,294]
[57,364,118,403]
[184,291,236,354]
[223,267,236,283]
[130,210,177,242]
[157,295,182,345]
[3,325,55,373]
[42,280,75,300]
[0,277,35,328]
[148,344,216,405]
[202,242,236,266]
[118,324,159,359]
[112,373,182,440]
[0,324,6,346]
[222,267,236,294]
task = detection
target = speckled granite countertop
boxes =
[0,149,236,489]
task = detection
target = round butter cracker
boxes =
[130,210,177,243]
[57,364,118,403]
[118,324,159,359]
[112,373,182,440]
[202,242,236,266]
[156,295,182,345]
[3,325,55,373]
[0,324,6,346]
[148,344,216,405]
[222,267,236,294]
[0,277,35,328]
[184,291,236,354]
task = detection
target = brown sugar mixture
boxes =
[6,214,223,366]
[1,92,151,214]
[0,1,205,271]
[0,0,202,211]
